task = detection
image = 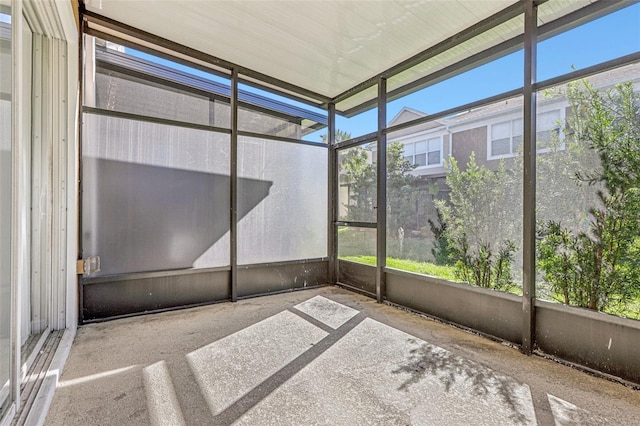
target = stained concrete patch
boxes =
[293,296,359,329]
[187,310,328,417]
[236,318,537,425]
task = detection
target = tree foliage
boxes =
[533,90,600,232]
[436,153,519,290]
[537,80,640,312]
[321,129,352,144]
[386,142,419,233]
[437,153,520,248]
[339,145,376,222]
[428,207,455,265]
[454,234,516,291]
[339,139,417,229]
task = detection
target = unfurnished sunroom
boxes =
[1,0,640,424]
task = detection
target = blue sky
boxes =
[340,2,640,138]
[126,2,640,142]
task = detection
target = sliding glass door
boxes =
[0,1,12,417]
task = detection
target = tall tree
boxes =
[321,129,352,144]
[386,142,418,233]
[436,153,519,290]
[437,153,520,249]
[538,80,640,312]
[339,145,377,222]
[338,136,419,228]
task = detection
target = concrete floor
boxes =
[46,286,640,425]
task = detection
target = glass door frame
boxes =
[329,78,387,302]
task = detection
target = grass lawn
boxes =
[339,255,458,282]
[340,256,639,320]
[602,298,640,320]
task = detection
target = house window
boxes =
[414,141,427,166]
[490,109,561,158]
[403,143,415,164]
[403,137,442,167]
[537,110,562,148]
[491,118,522,157]
[427,137,442,165]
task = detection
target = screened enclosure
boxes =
[79,37,329,320]
[73,0,640,387]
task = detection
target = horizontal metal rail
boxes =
[335,221,377,229]
[331,1,527,104]
[82,106,232,134]
[337,0,630,116]
[81,265,232,285]
[535,51,640,92]
[334,133,378,151]
[384,88,523,135]
[237,130,328,147]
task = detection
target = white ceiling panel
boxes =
[336,14,526,113]
[84,0,607,110]
[537,0,594,25]
[84,0,517,98]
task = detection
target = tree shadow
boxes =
[392,339,532,424]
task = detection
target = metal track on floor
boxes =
[11,330,63,426]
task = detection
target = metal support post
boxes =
[522,0,537,355]
[376,78,387,303]
[328,103,337,284]
[230,68,238,302]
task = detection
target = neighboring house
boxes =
[386,99,566,176]
[387,107,450,177]
[377,62,640,233]
[384,108,451,231]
